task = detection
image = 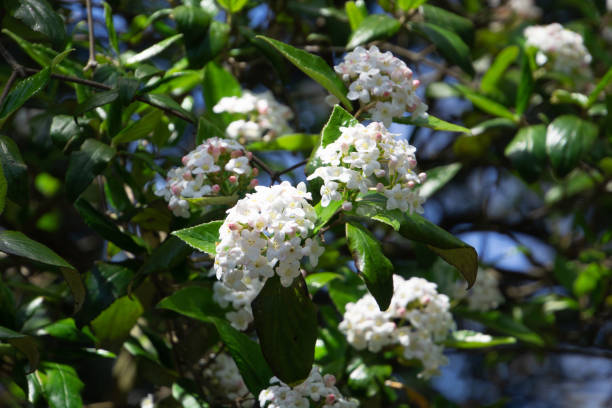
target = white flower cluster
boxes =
[259,367,358,408]
[332,46,427,126]
[213,90,293,143]
[454,268,504,312]
[155,137,257,218]
[203,353,252,405]
[213,181,324,330]
[308,122,425,213]
[509,0,541,19]
[524,23,592,75]
[339,276,455,379]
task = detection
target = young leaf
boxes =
[171,220,223,256]
[125,34,184,66]
[103,2,119,55]
[546,115,598,177]
[65,139,116,201]
[414,22,474,76]
[247,133,319,152]
[217,0,249,13]
[41,363,84,408]
[0,135,28,205]
[481,45,519,94]
[0,68,50,120]
[444,330,516,349]
[252,276,318,385]
[345,1,367,31]
[90,296,144,346]
[454,84,519,122]
[516,49,534,116]
[256,36,352,110]
[112,110,163,145]
[13,0,66,48]
[346,14,401,49]
[394,115,470,134]
[345,221,394,310]
[505,124,547,182]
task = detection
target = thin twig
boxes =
[277,159,308,177]
[0,70,18,108]
[0,43,26,76]
[250,155,274,177]
[84,0,98,71]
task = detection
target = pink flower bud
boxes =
[171,185,182,195]
[211,184,221,193]
[229,175,237,183]
[252,168,259,176]
[407,181,415,189]
[418,172,427,182]
[207,145,214,154]
[249,179,259,188]
[375,133,382,142]
[182,172,192,181]
[231,150,243,158]
[323,374,336,387]
[374,169,386,178]
[246,151,253,160]
[219,146,226,154]
[376,183,385,193]
[181,156,189,165]
[342,201,353,211]
[408,158,417,168]
[326,394,336,405]
[228,223,239,231]
[413,79,421,88]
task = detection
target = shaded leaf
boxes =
[157,286,225,321]
[103,2,119,54]
[481,46,519,94]
[125,34,184,65]
[587,66,612,107]
[112,110,163,145]
[90,295,143,346]
[546,115,598,177]
[418,163,462,199]
[0,135,28,205]
[0,326,39,371]
[0,230,73,269]
[456,307,545,345]
[444,330,516,349]
[41,362,84,408]
[394,115,470,133]
[75,89,119,115]
[313,199,343,234]
[13,0,65,48]
[516,49,534,116]
[347,14,401,49]
[422,5,473,45]
[414,22,474,76]
[505,124,546,182]
[306,272,341,295]
[66,139,115,201]
[0,68,50,120]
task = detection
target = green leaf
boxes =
[414,22,474,76]
[313,199,343,234]
[125,34,184,65]
[398,0,429,10]
[587,66,612,107]
[481,46,519,94]
[0,68,50,119]
[256,36,352,110]
[196,115,226,143]
[504,124,547,182]
[202,61,241,125]
[66,139,116,201]
[328,269,367,314]
[456,307,545,346]
[516,49,534,116]
[551,90,588,108]
[0,135,28,205]
[217,0,249,12]
[0,326,39,371]
[0,230,73,269]
[90,295,143,346]
[345,221,394,310]
[394,115,470,133]
[39,318,95,343]
[305,272,341,295]
[140,94,196,123]
[418,162,462,199]
[173,5,212,39]
[157,286,225,321]
[454,84,519,122]
[345,1,367,31]
[185,20,230,68]
[247,133,319,152]
[346,14,401,49]
[74,198,145,254]
[172,381,208,408]
[321,105,359,148]
[186,195,238,207]
[470,117,517,136]
[171,220,223,256]
[112,110,163,145]
[252,276,317,385]
[444,330,516,349]
[140,236,192,276]
[103,2,119,55]
[546,115,598,177]
[41,362,84,408]
[13,0,66,48]
[75,89,120,115]
[422,5,474,45]
[0,157,6,215]
[50,115,84,151]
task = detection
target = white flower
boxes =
[332,46,428,124]
[509,0,541,19]
[339,275,455,379]
[454,268,504,312]
[203,353,252,404]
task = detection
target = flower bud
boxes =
[418,172,427,182]
[229,175,237,183]
[249,179,259,188]
[230,150,243,158]
[252,167,259,176]
[342,201,353,211]
[374,169,386,178]
[212,184,221,193]
[376,183,385,193]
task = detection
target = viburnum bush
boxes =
[1,1,611,407]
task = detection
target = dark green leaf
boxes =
[125,34,184,65]
[418,163,462,198]
[345,221,393,310]
[305,272,341,295]
[516,49,534,116]
[313,199,343,234]
[247,133,319,152]
[157,286,225,321]
[257,36,352,110]
[345,1,367,31]
[112,110,163,145]
[454,84,519,122]
[587,66,612,107]
[140,236,192,276]
[414,22,474,76]
[103,2,119,54]
[140,94,196,123]
[347,14,401,49]
[75,89,120,115]
[0,230,73,269]
[422,5,473,45]
[49,115,84,151]
[328,269,367,314]
[347,358,392,397]
[13,0,66,48]
[174,5,212,40]
[74,198,145,254]
[546,115,598,177]
[0,158,6,215]
[321,105,359,148]
[0,326,39,371]
[394,115,470,133]
[196,115,226,143]
[252,276,317,385]
[90,295,143,346]
[0,135,28,205]
[171,220,223,256]
[481,46,519,94]
[444,330,516,349]
[505,124,546,182]
[185,21,230,67]
[41,362,84,408]
[202,61,242,127]
[0,68,50,119]
[456,307,545,345]
[66,139,115,201]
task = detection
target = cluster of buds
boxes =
[155,137,258,218]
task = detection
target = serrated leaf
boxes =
[481,46,519,94]
[74,198,145,254]
[171,220,223,256]
[505,124,546,182]
[65,139,115,201]
[345,221,394,310]
[252,276,317,385]
[454,84,519,122]
[347,14,401,49]
[0,135,28,205]
[546,115,598,177]
[125,34,184,65]
[0,68,50,119]
[41,362,83,408]
[112,110,163,145]
[257,36,352,110]
[415,22,474,76]
[13,0,66,48]
[394,115,470,133]
[247,133,319,152]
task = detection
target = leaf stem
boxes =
[84,0,98,71]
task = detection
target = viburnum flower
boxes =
[259,366,358,408]
[330,46,428,126]
[339,275,455,379]
[524,23,592,76]
[213,181,323,330]
[213,90,293,144]
[508,0,541,19]
[203,353,252,405]
[154,137,258,218]
[454,268,504,312]
[308,121,426,213]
